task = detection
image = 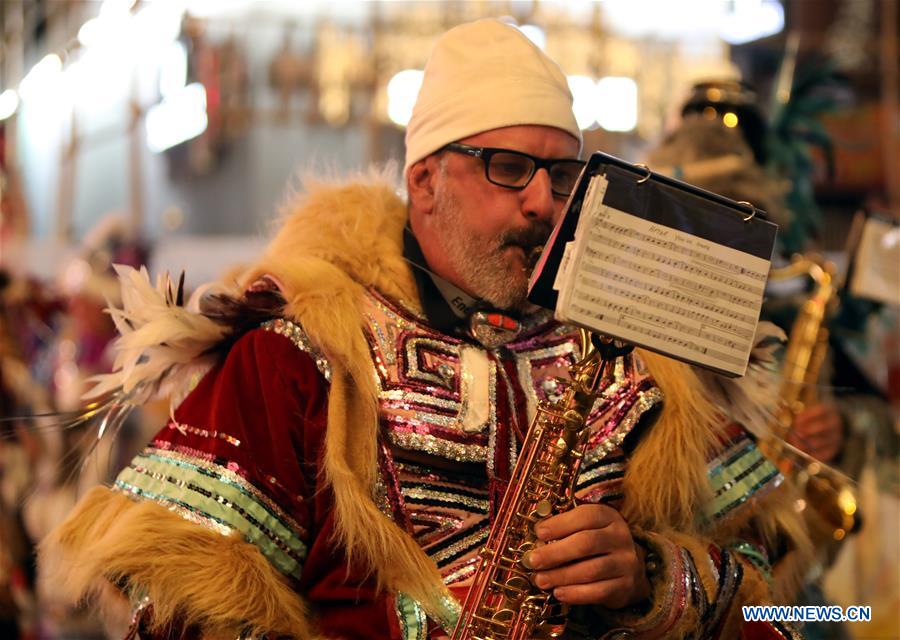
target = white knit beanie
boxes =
[404,19,582,173]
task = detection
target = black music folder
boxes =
[529,152,778,377]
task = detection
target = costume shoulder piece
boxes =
[82,268,307,415]
[86,171,420,415]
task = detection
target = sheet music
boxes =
[556,174,771,376]
[849,217,900,307]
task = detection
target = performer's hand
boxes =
[526,503,650,608]
[788,402,844,463]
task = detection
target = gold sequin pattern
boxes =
[262,318,332,382]
[165,422,241,447]
[404,337,461,388]
[382,389,461,413]
[374,469,393,518]
[388,430,488,462]
[429,527,489,566]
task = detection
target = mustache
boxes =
[498,223,553,252]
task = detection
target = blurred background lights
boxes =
[18,54,63,103]
[599,0,782,42]
[77,17,105,48]
[145,82,208,153]
[183,0,245,19]
[387,69,424,127]
[517,24,546,50]
[159,42,189,98]
[0,89,19,120]
[99,0,137,17]
[720,0,784,45]
[130,1,185,54]
[79,0,182,57]
[595,77,638,132]
[567,75,599,130]
[64,49,132,111]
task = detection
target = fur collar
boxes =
[247,167,420,316]
[244,171,454,618]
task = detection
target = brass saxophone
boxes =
[763,255,860,542]
[451,330,623,640]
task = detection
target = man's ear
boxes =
[406,155,440,216]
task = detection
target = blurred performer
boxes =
[647,78,897,640]
[41,21,809,639]
[0,269,51,640]
[22,215,150,640]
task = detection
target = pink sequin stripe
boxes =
[586,386,639,446]
[378,441,413,532]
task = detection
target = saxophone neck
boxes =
[573,329,633,396]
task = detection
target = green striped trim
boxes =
[394,592,461,638]
[706,443,780,520]
[395,592,427,640]
[116,453,307,579]
[729,541,773,583]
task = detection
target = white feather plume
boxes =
[83,265,235,409]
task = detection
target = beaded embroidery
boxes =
[360,290,664,590]
[261,318,332,382]
[705,428,782,522]
[115,443,309,580]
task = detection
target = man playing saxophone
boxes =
[40,19,808,639]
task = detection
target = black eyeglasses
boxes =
[441,142,586,198]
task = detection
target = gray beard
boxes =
[434,184,549,312]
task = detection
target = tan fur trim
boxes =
[40,486,316,638]
[690,478,812,603]
[250,168,419,312]
[244,173,450,616]
[622,351,721,533]
[750,483,814,603]
[322,369,448,612]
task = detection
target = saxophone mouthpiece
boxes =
[527,245,544,271]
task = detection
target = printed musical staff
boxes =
[584,218,768,283]
[555,173,773,377]
[587,234,765,296]
[569,301,747,369]
[577,275,756,338]
[581,249,758,308]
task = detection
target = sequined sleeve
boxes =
[41,326,332,639]
[572,425,808,639]
[114,326,328,580]
[584,529,803,640]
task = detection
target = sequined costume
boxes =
[40,176,809,639]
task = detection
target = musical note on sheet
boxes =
[555,174,772,376]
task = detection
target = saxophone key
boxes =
[534,498,552,517]
[492,575,531,598]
